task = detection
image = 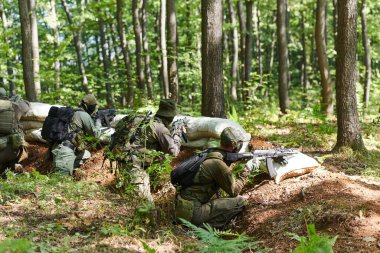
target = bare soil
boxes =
[18,140,380,252]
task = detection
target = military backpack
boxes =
[41,106,76,143]
[0,98,17,135]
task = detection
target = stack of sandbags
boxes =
[173,115,251,151]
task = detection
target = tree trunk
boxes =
[201,0,225,118]
[300,0,309,93]
[166,0,179,103]
[227,0,238,101]
[277,0,289,113]
[142,0,153,100]
[160,0,169,98]
[61,0,90,94]
[361,0,371,110]
[28,0,40,96]
[237,0,245,100]
[254,1,262,85]
[116,0,134,107]
[97,0,113,107]
[334,0,366,152]
[19,0,37,101]
[316,0,333,115]
[132,0,145,94]
[244,0,253,98]
[50,0,60,90]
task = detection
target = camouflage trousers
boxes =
[51,143,91,175]
[0,136,27,173]
[176,194,246,229]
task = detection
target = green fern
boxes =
[180,218,265,253]
[289,224,338,253]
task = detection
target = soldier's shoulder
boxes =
[206,151,225,160]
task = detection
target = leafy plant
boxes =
[288,224,338,253]
[0,239,35,253]
[180,218,265,253]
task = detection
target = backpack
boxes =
[170,149,218,188]
[41,106,76,143]
[109,112,153,154]
[0,98,17,135]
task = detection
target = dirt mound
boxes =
[237,169,380,252]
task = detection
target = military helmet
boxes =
[220,127,244,152]
[0,87,6,97]
[156,99,178,118]
[82,94,98,105]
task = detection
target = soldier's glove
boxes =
[273,156,288,166]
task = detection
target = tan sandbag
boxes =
[181,137,220,149]
[268,152,320,184]
[110,114,127,128]
[20,120,44,130]
[21,102,63,121]
[24,128,46,143]
[99,127,115,144]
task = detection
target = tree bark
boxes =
[244,0,253,98]
[300,0,309,93]
[142,0,153,100]
[201,0,225,118]
[28,0,40,96]
[237,0,245,100]
[361,0,371,110]
[227,0,238,101]
[97,0,113,107]
[316,0,333,115]
[166,0,179,103]
[50,0,60,90]
[132,0,145,94]
[116,0,134,107]
[160,0,169,98]
[19,0,37,101]
[61,0,90,94]
[334,0,366,151]
[254,1,262,85]
[277,0,289,113]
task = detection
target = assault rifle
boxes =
[224,148,298,176]
[170,118,189,143]
[93,109,117,127]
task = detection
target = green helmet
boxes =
[220,127,244,152]
[82,94,98,106]
[156,99,178,118]
[0,87,6,97]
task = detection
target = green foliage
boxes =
[141,241,157,253]
[180,218,265,253]
[146,153,173,191]
[0,239,35,253]
[289,224,338,253]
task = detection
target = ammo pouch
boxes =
[175,194,194,222]
[0,136,8,151]
[10,132,25,150]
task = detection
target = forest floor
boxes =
[1,121,380,252]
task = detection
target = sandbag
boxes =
[21,102,62,122]
[110,114,127,128]
[24,128,46,143]
[20,120,44,130]
[182,137,220,150]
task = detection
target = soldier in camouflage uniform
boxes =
[51,94,102,175]
[175,127,249,228]
[113,99,181,202]
[0,87,31,173]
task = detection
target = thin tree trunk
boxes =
[316,0,333,115]
[61,0,90,94]
[142,0,153,100]
[237,0,245,100]
[334,0,365,151]
[254,1,262,85]
[50,0,60,90]
[361,0,371,110]
[244,0,253,98]
[160,0,169,98]
[277,0,289,113]
[166,0,179,103]
[201,0,225,118]
[19,0,37,101]
[300,0,309,93]
[132,0,145,94]
[29,0,40,96]
[227,0,238,101]
[116,0,134,107]
[97,0,113,107]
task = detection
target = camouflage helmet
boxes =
[156,99,178,118]
[0,87,6,97]
[220,127,244,152]
[82,94,98,106]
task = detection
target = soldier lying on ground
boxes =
[109,99,182,202]
[174,127,250,229]
[0,87,31,173]
[43,94,102,175]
